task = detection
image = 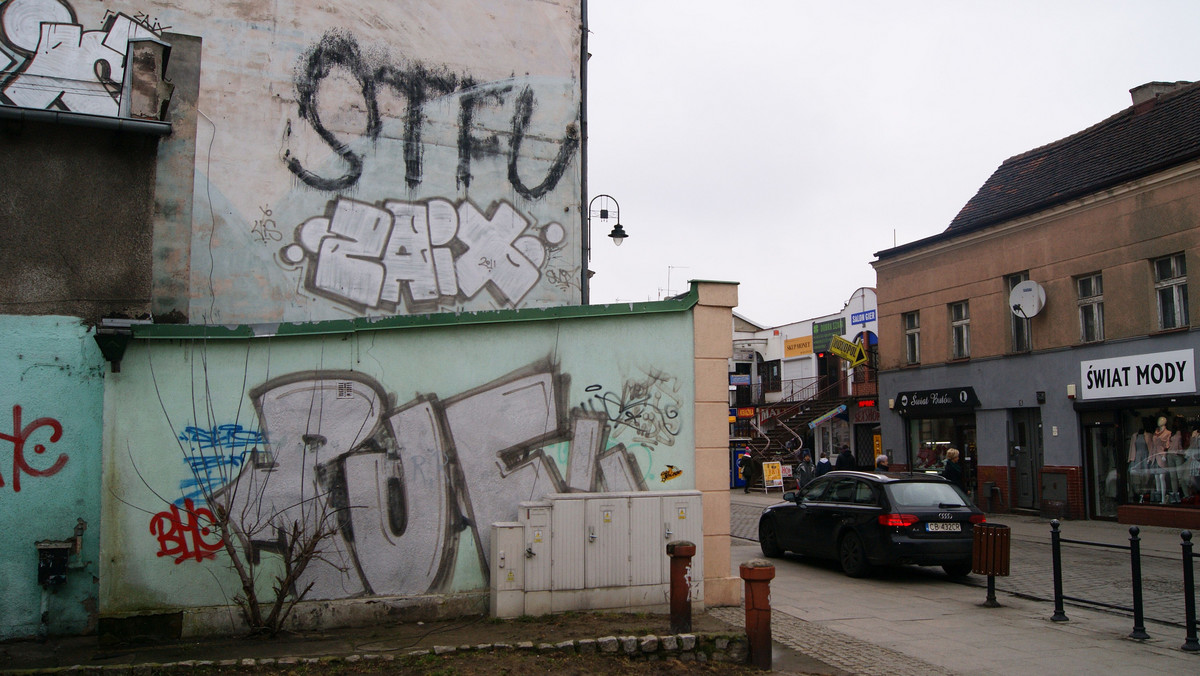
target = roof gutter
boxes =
[0,105,172,136]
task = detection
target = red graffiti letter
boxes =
[0,405,67,492]
[149,498,225,564]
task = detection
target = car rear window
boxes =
[885,481,968,508]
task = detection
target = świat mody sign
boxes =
[1079,349,1194,400]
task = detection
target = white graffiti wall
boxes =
[0,0,583,323]
[100,311,695,614]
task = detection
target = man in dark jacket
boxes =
[794,452,815,488]
[835,445,856,471]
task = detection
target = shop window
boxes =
[1076,272,1104,343]
[1154,253,1188,330]
[1125,410,1200,506]
[906,418,957,471]
[1006,272,1030,352]
[950,301,970,359]
[903,311,920,364]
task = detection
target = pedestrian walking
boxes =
[739,447,761,492]
[795,452,815,488]
[814,452,833,477]
[875,454,889,471]
[835,445,856,471]
[942,448,963,488]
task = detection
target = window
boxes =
[827,478,857,503]
[1154,253,1188,330]
[853,481,878,505]
[903,311,920,364]
[761,359,781,393]
[1076,273,1104,343]
[1007,273,1030,352]
[800,478,829,503]
[950,301,970,359]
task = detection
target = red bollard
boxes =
[741,559,775,670]
[667,540,696,633]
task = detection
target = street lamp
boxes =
[583,193,628,304]
[588,194,628,248]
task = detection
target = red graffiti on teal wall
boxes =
[0,405,67,492]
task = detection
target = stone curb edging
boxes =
[4,633,749,673]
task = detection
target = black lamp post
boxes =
[589,194,628,247]
[583,194,628,303]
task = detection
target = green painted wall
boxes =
[100,309,695,616]
[0,316,105,639]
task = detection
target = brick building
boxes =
[872,81,1199,529]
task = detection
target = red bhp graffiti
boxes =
[0,404,67,492]
[149,498,224,564]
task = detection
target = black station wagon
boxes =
[757,471,985,577]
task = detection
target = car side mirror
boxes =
[783,491,797,502]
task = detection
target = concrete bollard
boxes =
[667,540,696,634]
[740,558,775,670]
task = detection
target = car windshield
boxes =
[885,481,968,508]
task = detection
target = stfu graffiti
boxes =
[281,196,567,313]
[286,30,578,198]
[158,362,680,599]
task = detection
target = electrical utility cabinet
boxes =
[489,490,703,618]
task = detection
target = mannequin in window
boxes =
[1150,416,1177,502]
[1168,416,1188,500]
[1129,425,1150,498]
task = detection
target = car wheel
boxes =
[838,532,871,578]
[759,519,783,558]
[942,562,972,578]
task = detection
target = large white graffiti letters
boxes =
[202,362,653,599]
[0,0,159,116]
[287,31,578,198]
[281,196,566,313]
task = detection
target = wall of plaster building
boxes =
[99,309,695,619]
[0,117,158,322]
[0,316,105,640]
[0,0,584,325]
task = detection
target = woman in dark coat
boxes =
[942,448,963,488]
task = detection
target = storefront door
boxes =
[1010,409,1043,510]
[1083,420,1121,519]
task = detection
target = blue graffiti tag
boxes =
[178,424,265,450]
[175,424,265,505]
[175,450,252,506]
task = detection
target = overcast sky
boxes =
[584,1,1200,327]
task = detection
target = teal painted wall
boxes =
[100,310,695,616]
[0,316,105,639]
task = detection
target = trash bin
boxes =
[972,523,1010,577]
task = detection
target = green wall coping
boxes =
[132,285,701,340]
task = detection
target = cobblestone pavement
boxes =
[730,501,1195,629]
[709,607,956,676]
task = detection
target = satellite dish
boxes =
[1009,281,1046,318]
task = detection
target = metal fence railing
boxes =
[1050,520,1198,651]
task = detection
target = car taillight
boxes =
[878,513,919,527]
[969,514,987,524]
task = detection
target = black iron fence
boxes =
[1049,520,1198,652]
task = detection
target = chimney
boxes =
[119,37,175,121]
[1129,81,1192,111]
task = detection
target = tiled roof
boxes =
[945,80,1200,233]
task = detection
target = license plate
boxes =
[927,522,961,532]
